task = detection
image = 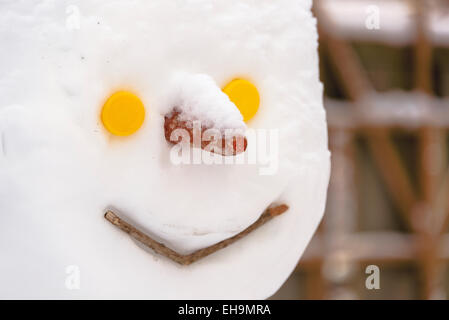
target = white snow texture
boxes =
[0,0,330,299]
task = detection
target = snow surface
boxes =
[0,0,330,299]
[162,73,246,130]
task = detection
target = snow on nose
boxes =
[163,73,248,156]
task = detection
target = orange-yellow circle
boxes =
[223,79,260,122]
[101,91,146,136]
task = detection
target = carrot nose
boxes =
[164,110,247,156]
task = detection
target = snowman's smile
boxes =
[105,204,288,265]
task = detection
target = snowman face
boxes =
[0,0,330,299]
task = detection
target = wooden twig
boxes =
[105,204,289,265]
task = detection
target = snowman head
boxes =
[0,0,330,299]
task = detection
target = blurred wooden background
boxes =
[273,0,449,300]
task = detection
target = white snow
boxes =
[0,0,330,299]
[162,73,246,130]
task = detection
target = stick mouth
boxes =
[104,204,289,265]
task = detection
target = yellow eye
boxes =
[101,91,146,136]
[223,79,260,122]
